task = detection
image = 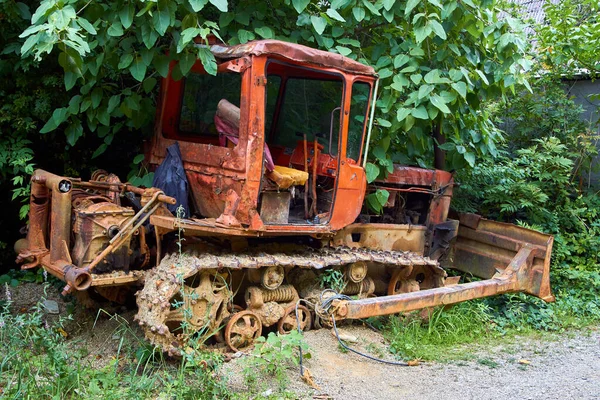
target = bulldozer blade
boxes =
[335,214,554,320]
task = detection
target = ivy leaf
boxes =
[129,57,147,82]
[143,77,157,93]
[153,55,171,78]
[209,0,228,12]
[40,108,68,133]
[365,162,380,183]
[292,0,310,13]
[311,16,327,35]
[133,154,145,164]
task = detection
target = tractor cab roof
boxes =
[209,39,377,77]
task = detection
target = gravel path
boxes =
[271,325,600,400]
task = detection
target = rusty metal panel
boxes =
[260,192,290,224]
[332,223,426,254]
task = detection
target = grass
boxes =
[0,283,230,399]
[383,288,600,363]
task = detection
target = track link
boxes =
[135,246,443,355]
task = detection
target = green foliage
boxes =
[242,330,310,392]
[452,76,600,337]
[0,286,229,398]
[15,0,530,168]
[317,268,346,292]
[386,301,495,360]
[537,0,600,78]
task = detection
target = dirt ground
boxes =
[3,282,599,400]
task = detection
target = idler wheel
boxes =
[277,304,312,334]
[225,310,262,352]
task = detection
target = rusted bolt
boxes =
[337,304,348,317]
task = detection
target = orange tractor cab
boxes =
[16,40,554,354]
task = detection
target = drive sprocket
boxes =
[135,253,232,356]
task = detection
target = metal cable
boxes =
[294,289,409,378]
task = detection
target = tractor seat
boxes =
[266,165,308,190]
[215,99,309,190]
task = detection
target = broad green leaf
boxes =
[91,87,102,109]
[337,38,360,47]
[366,193,382,213]
[118,53,134,69]
[198,47,217,76]
[77,18,97,34]
[451,81,467,99]
[476,69,489,85]
[430,20,446,39]
[129,57,147,82]
[396,107,411,122]
[394,54,410,69]
[352,7,366,22]
[463,151,475,167]
[133,154,145,164]
[31,2,53,24]
[141,23,158,48]
[405,0,420,15]
[375,189,389,207]
[418,84,434,99]
[365,162,380,183]
[377,118,392,127]
[153,55,170,78]
[430,94,451,113]
[65,121,83,146]
[336,46,352,56]
[92,143,108,159]
[411,105,428,120]
[189,0,208,12]
[143,77,157,93]
[179,52,196,76]
[119,4,135,29]
[410,73,422,84]
[107,21,124,37]
[107,95,120,113]
[292,0,310,13]
[64,71,78,90]
[255,26,274,39]
[326,8,345,22]
[209,0,228,12]
[383,0,396,11]
[311,16,327,35]
[153,0,170,36]
[362,0,381,16]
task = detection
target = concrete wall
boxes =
[563,79,600,188]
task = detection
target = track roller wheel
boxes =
[278,304,312,334]
[225,310,262,352]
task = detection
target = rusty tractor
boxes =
[16,40,554,355]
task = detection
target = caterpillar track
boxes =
[135,245,445,355]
